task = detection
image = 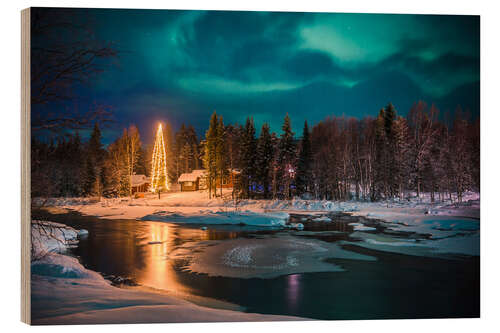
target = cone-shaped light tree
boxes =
[151,123,169,198]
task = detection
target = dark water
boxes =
[32,209,479,320]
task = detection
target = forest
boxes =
[31,101,479,203]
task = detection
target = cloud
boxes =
[31,8,479,142]
[283,49,345,81]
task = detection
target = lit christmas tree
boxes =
[150,123,169,196]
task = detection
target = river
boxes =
[32,208,479,320]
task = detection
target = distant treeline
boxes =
[31,101,479,203]
[31,121,205,199]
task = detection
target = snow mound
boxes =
[32,253,103,279]
[31,220,82,257]
[31,221,97,279]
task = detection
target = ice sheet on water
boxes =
[170,235,376,279]
[312,216,331,222]
[287,223,304,230]
[141,210,289,228]
[347,229,479,257]
[387,216,479,239]
[349,222,376,231]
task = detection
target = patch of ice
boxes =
[78,229,89,236]
[348,229,479,257]
[312,216,331,222]
[170,235,376,279]
[142,210,289,228]
[223,245,260,267]
[288,223,304,230]
[386,216,479,239]
[349,222,376,231]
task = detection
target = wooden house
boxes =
[131,174,150,194]
[177,169,240,192]
[178,170,206,191]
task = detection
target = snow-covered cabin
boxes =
[131,174,149,194]
[178,169,240,191]
[178,169,206,191]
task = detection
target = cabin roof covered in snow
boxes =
[131,174,149,186]
[178,170,206,182]
[178,169,239,183]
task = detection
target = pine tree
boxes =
[89,123,104,161]
[164,122,176,184]
[256,123,273,198]
[239,117,257,198]
[83,154,96,196]
[84,123,105,198]
[278,113,296,199]
[150,123,168,198]
[224,124,240,173]
[175,124,188,175]
[187,125,201,170]
[203,112,218,198]
[295,120,313,197]
[135,145,150,176]
[270,132,280,199]
[216,116,226,197]
[180,143,192,173]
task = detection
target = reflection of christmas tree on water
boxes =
[151,123,169,198]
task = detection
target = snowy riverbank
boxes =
[34,190,480,258]
[30,220,302,324]
[34,190,480,222]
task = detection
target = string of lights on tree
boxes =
[150,123,169,193]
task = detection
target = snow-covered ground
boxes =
[34,189,480,221]
[30,220,302,324]
[345,195,479,258]
[31,220,87,259]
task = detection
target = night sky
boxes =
[33,8,480,144]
